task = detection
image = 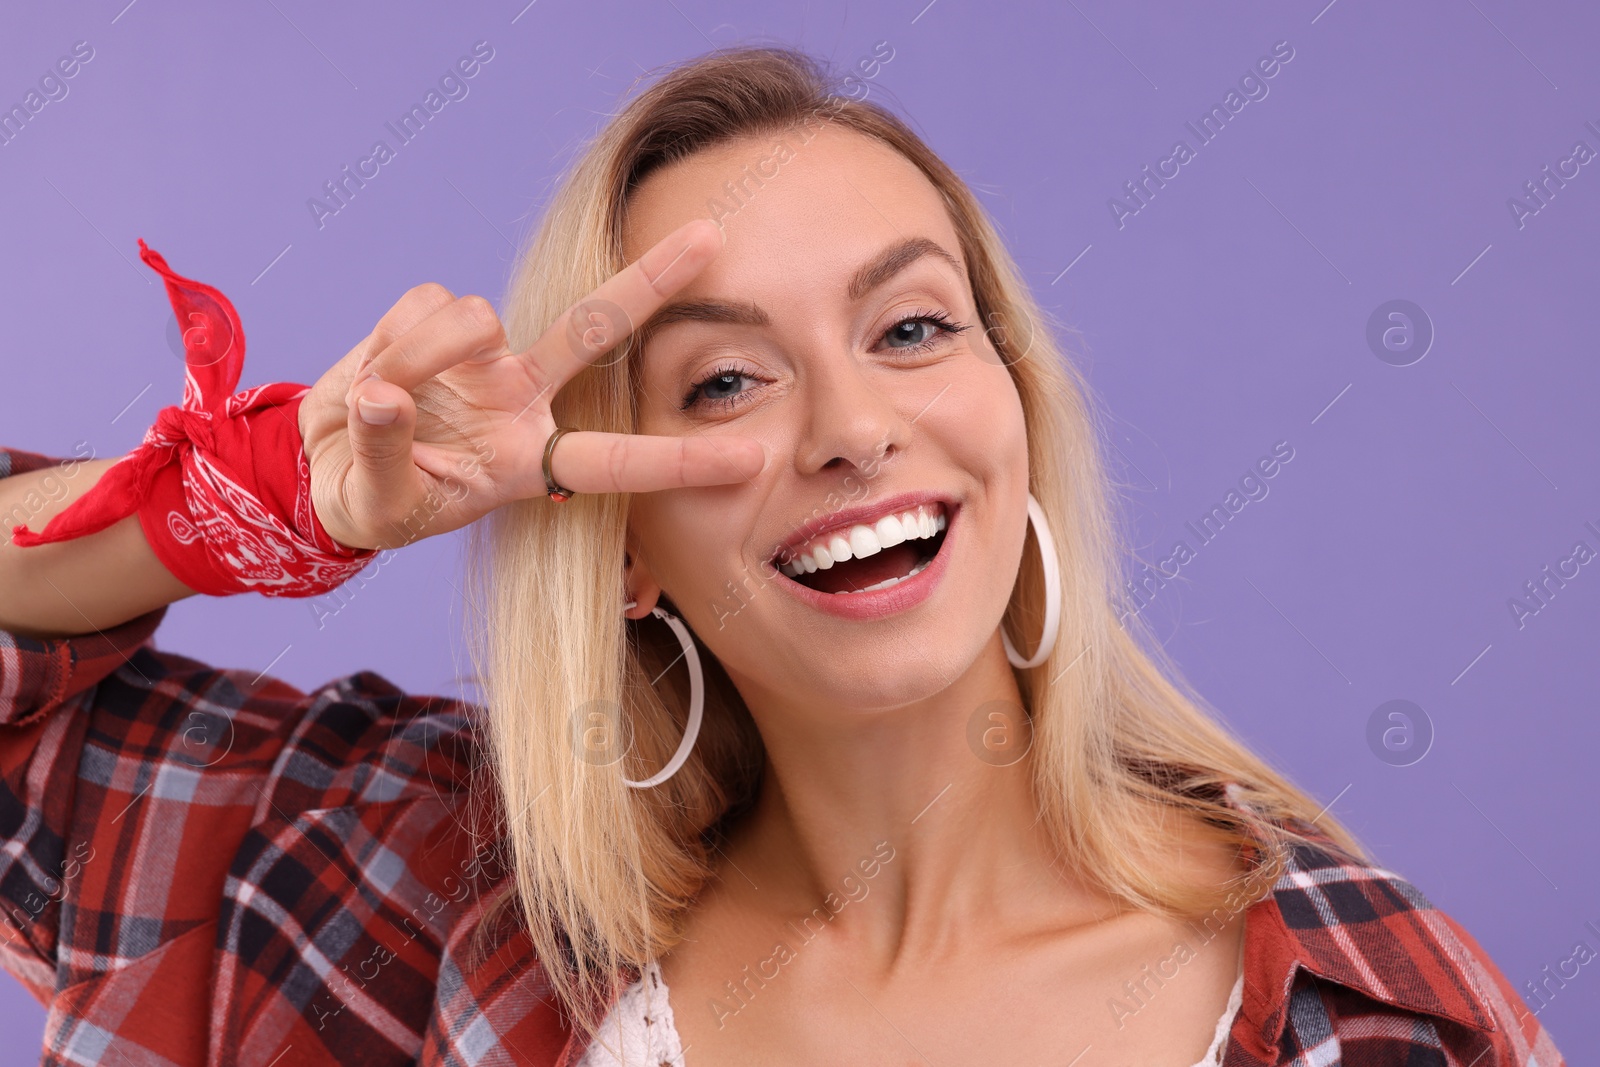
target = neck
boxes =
[719,633,1109,970]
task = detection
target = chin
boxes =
[727,621,989,715]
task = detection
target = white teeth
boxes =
[849,525,881,558]
[780,505,940,572]
[875,515,906,548]
[776,504,949,580]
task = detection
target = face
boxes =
[622,124,1030,717]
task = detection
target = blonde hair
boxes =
[462,45,1362,1036]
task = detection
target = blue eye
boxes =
[682,366,759,411]
[880,310,971,353]
[884,318,939,348]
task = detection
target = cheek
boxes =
[631,491,757,604]
[932,364,1028,483]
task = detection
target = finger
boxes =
[521,217,723,396]
[549,430,767,495]
[373,282,458,347]
[346,373,420,527]
[343,283,457,405]
[357,294,506,396]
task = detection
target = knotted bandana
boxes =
[11,240,376,596]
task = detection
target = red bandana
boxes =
[11,240,376,597]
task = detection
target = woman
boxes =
[0,46,1562,1067]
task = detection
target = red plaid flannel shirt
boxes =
[0,445,1567,1066]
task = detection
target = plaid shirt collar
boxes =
[1232,835,1499,1060]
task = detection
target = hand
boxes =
[297,218,765,551]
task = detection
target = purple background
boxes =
[3,0,1597,1057]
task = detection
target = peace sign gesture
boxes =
[298,218,764,551]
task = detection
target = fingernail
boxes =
[641,220,714,289]
[357,397,399,425]
[642,242,697,291]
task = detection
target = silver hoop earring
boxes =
[621,600,704,789]
[1002,492,1062,670]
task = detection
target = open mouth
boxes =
[772,502,950,596]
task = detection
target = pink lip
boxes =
[769,490,954,566]
[773,501,959,621]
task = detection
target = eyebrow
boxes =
[847,236,964,302]
[634,236,965,348]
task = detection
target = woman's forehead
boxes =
[620,125,956,270]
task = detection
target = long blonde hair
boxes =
[462,44,1361,1036]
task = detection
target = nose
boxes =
[794,347,914,479]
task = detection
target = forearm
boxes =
[0,458,197,639]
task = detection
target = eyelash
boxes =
[679,310,973,412]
